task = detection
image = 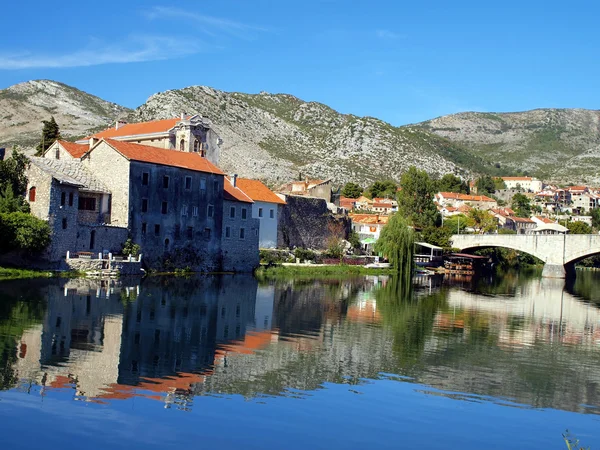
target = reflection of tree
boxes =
[375,277,448,369]
[0,281,46,390]
[566,272,600,306]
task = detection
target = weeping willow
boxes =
[374,214,415,283]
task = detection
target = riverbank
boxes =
[0,267,84,281]
[254,264,396,279]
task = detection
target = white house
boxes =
[234,177,286,248]
[501,177,543,193]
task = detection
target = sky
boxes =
[0,0,599,125]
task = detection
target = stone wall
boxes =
[64,256,142,275]
[277,195,351,250]
[74,224,128,255]
[221,200,260,272]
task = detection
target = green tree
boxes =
[443,214,468,235]
[0,185,29,214]
[511,193,532,218]
[0,212,51,253]
[341,182,362,198]
[434,174,468,194]
[35,116,61,156]
[591,208,600,230]
[566,221,591,234]
[0,148,29,198]
[374,214,414,274]
[467,209,497,234]
[475,176,496,196]
[493,177,507,191]
[397,166,440,228]
[418,225,452,248]
[366,180,397,199]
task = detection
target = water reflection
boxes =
[1,272,600,416]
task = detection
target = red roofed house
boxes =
[501,176,543,193]
[44,140,90,160]
[435,192,498,211]
[232,177,286,248]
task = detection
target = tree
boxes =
[443,214,468,235]
[591,208,600,230]
[418,225,452,248]
[326,221,346,261]
[374,214,414,274]
[397,166,440,228]
[566,221,591,234]
[341,182,362,199]
[35,116,61,156]
[475,176,496,196]
[511,193,532,218]
[466,209,497,234]
[493,178,507,191]
[434,174,468,194]
[0,185,29,214]
[366,180,397,199]
[0,212,51,253]
[0,148,29,197]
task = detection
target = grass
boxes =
[0,267,87,281]
[254,264,396,279]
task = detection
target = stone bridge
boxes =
[451,234,600,278]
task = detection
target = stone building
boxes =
[234,177,286,249]
[222,178,260,271]
[25,116,261,272]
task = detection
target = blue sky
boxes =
[0,0,598,125]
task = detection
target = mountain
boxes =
[134,86,474,185]
[416,109,600,183]
[0,80,131,149]
[2,79,598,185]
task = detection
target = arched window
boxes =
[179,139,185,151]
[193,140,199,152]
[55,148,60,159]
[29,187,36,202]
[164,238,170,251]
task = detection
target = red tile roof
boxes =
[438,192,496,202]
[102,139,224,175]
[535,216,554,224]
[501,176,533,181]
[92,118,182,139]
[57,140,88,158]
[235,178,286,205]
[349,214,389,225]
[224,178,253,203]
[373,202,393,209]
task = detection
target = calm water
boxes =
[1,271,599,449]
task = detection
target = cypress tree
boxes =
[35,116,61,156]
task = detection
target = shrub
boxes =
[294,248,317,262]
[121,238,141,257]
[0,212,51,253]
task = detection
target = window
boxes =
[204,228,211,239]
[78,197,96,211]
[141,198,148,213]
[61,192,66,206]
[187,226,194,239]
[192,206,198,217]
[185,176,192,190]
[255,228,259,237]
[270,209,275,219]
[225,226,231,238]
[239,228,245,239]
[142,172,149,185]
[141,223,147,235]
[68,192,73,207]
[179,139,185,151]
[62,218,67,229]
[258,207,263,218]
[230,206,236,219]
[207,204,214,218]
[154,224,161,236]
[181,204,188,216]
[214,180,219,193]
[241,208,247,220]
[200,178,206,191]
[161,201,168,214]
[163,176,170,189]
[28,187,36,202]
[193,140,199,152]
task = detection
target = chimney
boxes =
[181,112,185,120]
[115,120,120,130]
[115,119,127,130]
[232,174,238,187]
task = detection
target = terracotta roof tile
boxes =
[91,118,182,139]
[438,192,496,202]
[224,178,253,203]
[349,214,389,225]
[57,140,89,158]
[235,178,286,205]
[102,139,224,175]
[501,176,534,181]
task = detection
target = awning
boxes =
[361,237,377,245]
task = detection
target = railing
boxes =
[66,251,142,263]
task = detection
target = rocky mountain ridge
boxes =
[1,79,598,185]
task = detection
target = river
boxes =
[0,271,599,449]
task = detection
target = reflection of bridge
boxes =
[451,234,600,278]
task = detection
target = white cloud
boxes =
[143,6,267,39]
[0,35,202,70]
[376,29,403,40]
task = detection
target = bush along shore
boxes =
[254,264,396,278]
[0,267,87,281]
